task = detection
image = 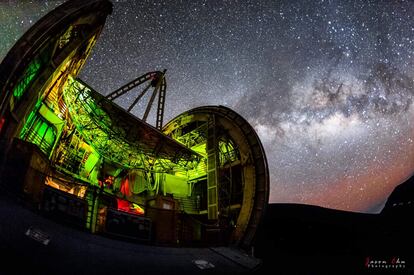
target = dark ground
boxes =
[0,194,256,275]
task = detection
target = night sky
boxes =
[1,0,414,213]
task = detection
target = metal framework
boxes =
[105,70,167,130]
[62,76,199,169]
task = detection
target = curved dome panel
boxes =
[164,106,269,248]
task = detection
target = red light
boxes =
[0,117,5,133]
[117,198,131,212]
[116,198,144,215]
[120,177,131,196]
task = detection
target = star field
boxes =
[1,0,414,213]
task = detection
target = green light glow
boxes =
[12,58,41,99]
[21,113,57,156]
[38,104,65,131]
[190,142,207,157]
[83,152,100,176]
[19,100,43,139]
[20,102,65,157]
[163,174,189,196]
[11,43,52,108]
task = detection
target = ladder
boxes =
[206,115,218,220]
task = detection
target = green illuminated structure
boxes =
[0,0,268,249]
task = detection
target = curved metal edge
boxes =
[0,0,113,116]
[164,105,270,250]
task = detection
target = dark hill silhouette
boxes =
[253,175,414,274]
[382,173,414,217]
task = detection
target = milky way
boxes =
[1,0,414,213]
